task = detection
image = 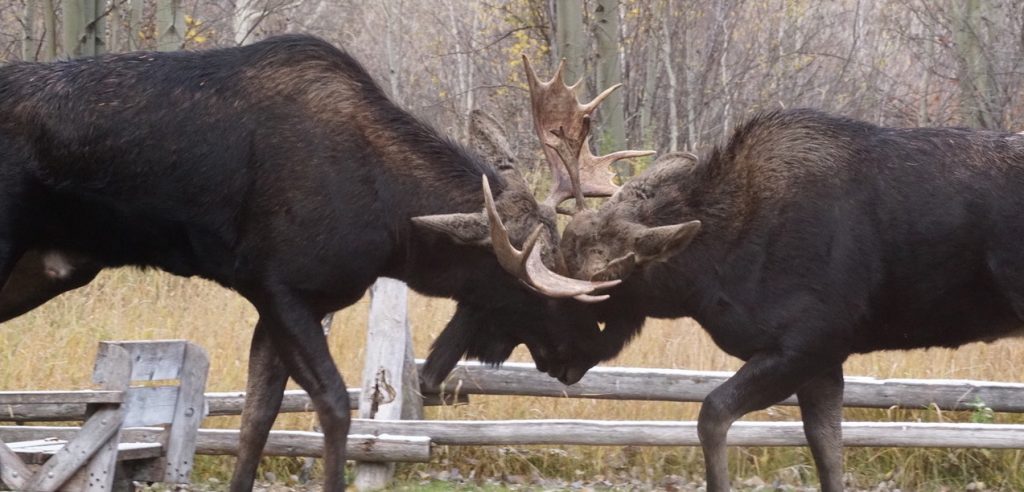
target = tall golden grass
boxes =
[3,269,1023,489]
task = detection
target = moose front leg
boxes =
[697,351,833,492]
[797,365,845,492]
[232,321,290,492]
[249,288,352,492]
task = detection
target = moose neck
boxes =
[614,151,753,323]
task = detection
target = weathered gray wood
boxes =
[0,391,123,405]
[0,427,431,462]
[0,389,465,422]
[195,430,431,462]
[432,361,1024,412]
[99,340,187,382]
[161,342,209,483]
[24,345,131,491]
[122,386,179,427]
[355,278,416,491]
[75,343,134,492]
[6,439,159,465]
[0,436,31,489]
[350,419,1024,449]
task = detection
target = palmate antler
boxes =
[522,55,655,214]
[481,176,619,302]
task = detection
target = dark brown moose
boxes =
[0,36,653,491]
[544,109,1024,491]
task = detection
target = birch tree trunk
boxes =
[157,0,185,51]
[555,0,585,84]
[594,0,628,177]
[661,2,679,152]
[128,0,143,50]
[233,0,258,46]
[42,0,56,60]
[21,0,36,61]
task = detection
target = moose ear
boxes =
[633,220,702,264]
[411,212,491,246]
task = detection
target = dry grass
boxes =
[4,268,1024,489]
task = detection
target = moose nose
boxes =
[557,366,587,385]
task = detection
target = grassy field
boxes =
[3,268,1024,490]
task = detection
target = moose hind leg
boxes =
[797,365,845,492]
[697,351,832,492]
[231,321,290,492]
[251,288,351,492]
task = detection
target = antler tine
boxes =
[583,83,622,113]
[577,137,656,197]
[482,175,620,298]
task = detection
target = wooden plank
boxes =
[122,386,179,427]
[24,404,123,489]
[0,427,432,462]
[355,278,417,491]
[350,419,1024,449]
[78,341,135,492]
[0,390,465,423]
[0,391,123,405]
[9,420,1024,453]
[98,340,186,382]
[25,344,132,491]
[0,436,32,488]
[430,361,1024,412]
[161,342,209,483]
[196,430,431,462]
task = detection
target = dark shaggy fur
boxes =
[555,109,1024,491]
[0,35,601,491]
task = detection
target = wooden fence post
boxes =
[354,278,423,491]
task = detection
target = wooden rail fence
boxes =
[2,278,1022,490]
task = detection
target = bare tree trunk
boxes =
[233,0,257,45]
[109,0,120,53]
[445,0,473,141]
[555,0,585,84]
[594,0,628,177]
[22,0,37,61]
[639,7,659,146]
[43,0,56,60]
[681,13,696,149]
[717,1,731,141]
[63,0,84,57]
[128,0,143,50]
[660,1,679,153]
[157,0,185,51]
[955,0,997,128]
[918,23,933,127]
[380,1,404,105]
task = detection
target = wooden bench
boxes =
[0,340,209,491]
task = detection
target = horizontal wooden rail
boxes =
[1,361,1018,423]
[432,361,1024,412]
[351,419,1024,449]
[0,390,123,405]
[0,388,466,422]
[0,426,431,462]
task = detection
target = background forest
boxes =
[3,1,1024,490]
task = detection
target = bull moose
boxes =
[0,36,643,490]
[428,93,1024,490]
[538,109,1024,491]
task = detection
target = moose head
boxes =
[417,56,655,385]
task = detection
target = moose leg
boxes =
[231,321,290,492]
[250,289,351,492]
[698,351,830,492]
[0,249,101,323]
[797,365,845,492]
